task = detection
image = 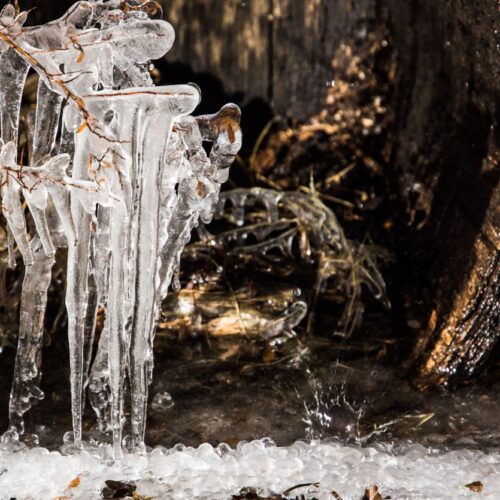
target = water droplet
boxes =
[174,443,185,452]
[122,434,134,453]
[63,430,74,444]
[22,433,39,447]
[89,377,103,393]
[151,391,174,412]
[172,273,181,292]
[262,437,276,448]
[1,428,19,445]
[216,442,232,456]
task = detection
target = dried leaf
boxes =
[262,344,276,363]
[363,485,383,500]
[101,480,137,499]
[232,487,282,500]
[67,476,81,488]
[465,481,484,494]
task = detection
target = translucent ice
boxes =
[0,1,241,457]
[0,440,498,499]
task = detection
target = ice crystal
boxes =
[1,439,499,499]
[0,1,241,459]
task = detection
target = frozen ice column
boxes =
[128,86,201,453]
[158,104,243,298]
[0,0,242,456]
[74,85,200,458]
[18,14,176,451]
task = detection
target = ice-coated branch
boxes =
[0,0,241,458]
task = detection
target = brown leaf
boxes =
[363,485,383,500]
[101,479,137,499]
[465,481,484,494]
[232,487,282,499]
[262,344,276,363]
[67,476,81,488]
[132,492,154,500]
[196,180,208,198]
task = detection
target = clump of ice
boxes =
[0,439,498,499]
[0,1,242,459]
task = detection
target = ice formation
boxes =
[0,439,499,499]
[0,1,241,458]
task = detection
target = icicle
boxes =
[31,81,63,166]
[0,48,32,265]
[0,51,29,145]
[88,325,112,433]
[65,126,98,450]
[128,85,200,452]
[0,146,33,270]
[0,1,242,458]
[9,237,55,436]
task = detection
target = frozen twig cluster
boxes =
[212,188,389,337]
[0,0,241,459]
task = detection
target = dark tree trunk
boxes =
[163,0,500,388]
[386,0,500,388]
[163,0,378,119]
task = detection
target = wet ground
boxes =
[1,319,499,453]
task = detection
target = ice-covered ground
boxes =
[0,439,499,499]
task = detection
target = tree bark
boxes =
[386,0,500,388]
[163,0,377,119]
[163,0,500,388]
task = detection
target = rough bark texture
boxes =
[163,0,378,119]
[386,0,500,388]
[163,0,499,388]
